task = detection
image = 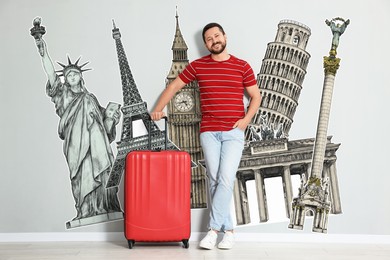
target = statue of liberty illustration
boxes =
[31,17,123,229]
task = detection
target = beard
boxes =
[208,41,227,55]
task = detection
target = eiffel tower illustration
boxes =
[106,20,179,188]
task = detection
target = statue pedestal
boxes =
[66,211,123,229]
[288,178,330,233]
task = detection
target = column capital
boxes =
[323,56,340,75]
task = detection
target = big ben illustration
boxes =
[166,12,207,208]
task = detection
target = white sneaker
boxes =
[199,230,218,250]
[218,231,235,249]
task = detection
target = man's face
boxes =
[204,27,226,55]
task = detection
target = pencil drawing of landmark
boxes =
[165,12,207,208]
[289,17,349,233]
[30,17,123,229]
[106,20,182,189]
[233,20,343,231]
[30,13,346,231]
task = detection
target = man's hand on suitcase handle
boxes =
[150,111,166,121]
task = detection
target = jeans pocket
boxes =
[227,128,245,143]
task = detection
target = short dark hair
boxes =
[202,22,225,43]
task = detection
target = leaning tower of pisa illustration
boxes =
[247,20,311,141]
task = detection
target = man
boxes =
[151,22,261,249]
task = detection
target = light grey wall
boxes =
[1,0,389,235]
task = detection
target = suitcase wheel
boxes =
[127,240,135,249]
[182,239,189,248]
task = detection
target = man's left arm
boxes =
[233,84,261,130]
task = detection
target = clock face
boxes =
[174,92,194,112]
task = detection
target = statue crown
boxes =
[56,56,91,77]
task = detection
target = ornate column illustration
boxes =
[289,17,349,233]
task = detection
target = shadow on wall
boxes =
[193,29,209,57]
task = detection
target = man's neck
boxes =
[211,51,230,62]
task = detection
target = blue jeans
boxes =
[200,128,245,231]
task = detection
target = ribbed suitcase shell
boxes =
[124,150,191,246]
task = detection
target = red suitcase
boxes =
[124,117,191,249]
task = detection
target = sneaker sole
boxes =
[218,245,233,250]
[199,243,215,250]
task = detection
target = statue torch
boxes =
[30,17,46,56]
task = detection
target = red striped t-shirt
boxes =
[179,54,257,132]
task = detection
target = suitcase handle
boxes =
[147,116,168,150]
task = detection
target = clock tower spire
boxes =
[168,8,188,79]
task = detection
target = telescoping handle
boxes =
[148,116,168,150]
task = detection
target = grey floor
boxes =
[1,241,390,260]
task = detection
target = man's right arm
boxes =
[150,76,186,121]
